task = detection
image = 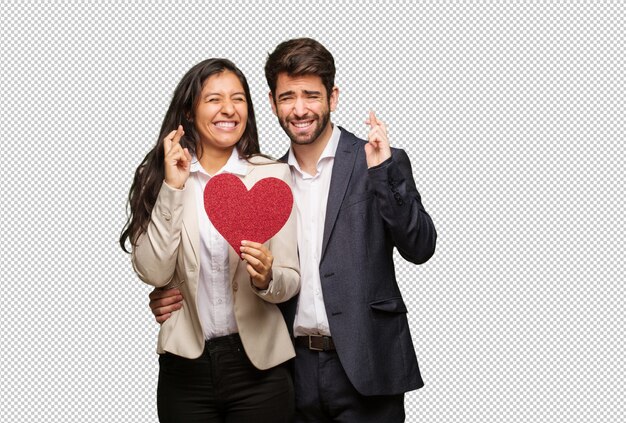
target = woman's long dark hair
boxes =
[119,58,260,253]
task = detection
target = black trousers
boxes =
[293,345,405,422]
[157,334,294,423]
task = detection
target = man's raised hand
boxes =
[364,111,392,168]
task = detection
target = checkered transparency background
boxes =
[1,1,623,422]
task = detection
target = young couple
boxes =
[120,38,436,423]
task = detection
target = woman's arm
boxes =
[132,182,186,287]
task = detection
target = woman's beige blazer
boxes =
[132,158,300,370]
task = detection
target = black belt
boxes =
[295,335,336,351]
[204,333,242,353]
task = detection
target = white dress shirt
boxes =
[190,148,249,340]
[288,124,341,336]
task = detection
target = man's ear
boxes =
[329,86,339,112]
[269,91,277,116]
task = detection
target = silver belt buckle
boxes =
[308,335,323,351]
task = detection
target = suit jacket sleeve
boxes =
[252,164,300,304]
[131,182,185,287]
[367,149,437,264]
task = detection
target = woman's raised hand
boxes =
[163,125,192,189]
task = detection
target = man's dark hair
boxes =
[265,37,336,99]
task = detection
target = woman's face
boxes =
[193,70,248,153]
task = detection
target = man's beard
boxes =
[280,110,330,146]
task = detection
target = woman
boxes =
[119,59,299,422]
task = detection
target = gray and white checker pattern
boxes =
[1,1,623,422]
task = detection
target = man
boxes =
[149,38,436,422]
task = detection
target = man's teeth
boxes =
[293,121,312,128]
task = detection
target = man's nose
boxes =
[292,97,307,116]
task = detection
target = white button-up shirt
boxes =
[190,148,248,340]
[288,124,341,336]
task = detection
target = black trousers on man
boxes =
[293,344,405,422]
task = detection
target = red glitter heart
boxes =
[204,173,294,257]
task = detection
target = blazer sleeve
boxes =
[131,182,185,287]
[253,164,300,304]
[368,148,437,264]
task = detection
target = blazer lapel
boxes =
[182,182,200,290]
[321,129,359,261]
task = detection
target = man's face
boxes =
[270,73,338,146]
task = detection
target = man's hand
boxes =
[364,111,392,168]
[149,288,183,324]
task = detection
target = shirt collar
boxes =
[287,123,341,172]
[190,147,249,177]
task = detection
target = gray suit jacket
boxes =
[281,126,436,396]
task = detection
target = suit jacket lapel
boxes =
[321,129,358,261]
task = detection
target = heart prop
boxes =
[204,173,293,257]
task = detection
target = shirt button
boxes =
[233,282,239,291]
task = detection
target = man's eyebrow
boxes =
[277,89,322,99]
[277,90,295,99]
